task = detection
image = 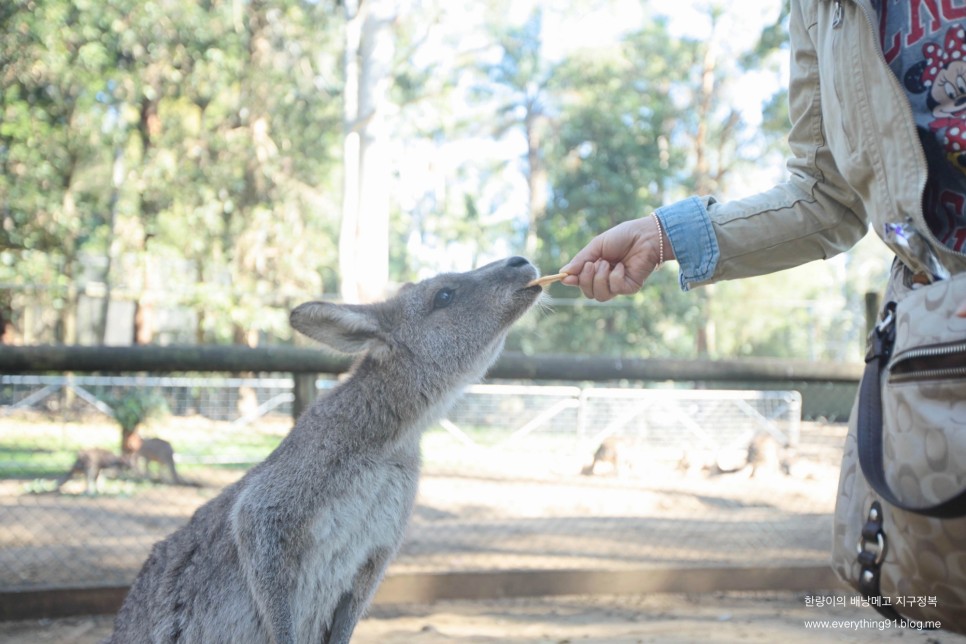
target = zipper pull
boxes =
[833,0,844,28]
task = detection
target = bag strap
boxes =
[857,303,966,519]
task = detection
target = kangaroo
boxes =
[745,430,784,478]
[131,437,183,485]
[704,431,787,479]
[581,436,624,476]
[108,257,542,644]
[54,448,127,495]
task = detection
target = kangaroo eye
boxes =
[432,288,455,310]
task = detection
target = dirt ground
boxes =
[2,591,964,643]
[0,420,846,588]
[6,419,963,643]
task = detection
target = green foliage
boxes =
[108,389,168,433]
[2,0,343,344]
[739,0,791,69]
[510,23,703,358]
[2,0,875,361]
[539,24,696,244]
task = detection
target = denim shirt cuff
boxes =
[654,196,719,291]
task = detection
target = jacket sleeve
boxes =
[658,0,869,291]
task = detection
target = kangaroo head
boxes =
[290,257,542,379]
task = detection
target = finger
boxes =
[610,262,636,296]
[957,301,966,318]
[592,260,615,302]
[578,261,597,299]
[561,273,579,286]
[615,261,645,295]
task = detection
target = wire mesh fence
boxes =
[0,373,857,592]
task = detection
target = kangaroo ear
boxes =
[290,301,384,354]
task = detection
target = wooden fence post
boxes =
[291,373,318,423]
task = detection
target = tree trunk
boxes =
[122,428,143,456]
[340,0,396,304]
[524,108,548,259]
[59,182,79,346]
[693,37,717,196]
[133,94,160,345]
[98,148,125,344]
[691,13,722,357]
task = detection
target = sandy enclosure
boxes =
[1,454,839,588]
[1,418,846,588]
[3,417,966,641]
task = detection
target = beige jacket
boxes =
[659,0,966,290]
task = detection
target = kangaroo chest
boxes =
[291,440,421,635]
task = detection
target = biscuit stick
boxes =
[527,272,568,288]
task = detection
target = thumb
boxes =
[559,241,604,276]
[956,300,966,318]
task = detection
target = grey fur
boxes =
[108,257,541,644]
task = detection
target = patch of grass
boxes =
[21,475,156,497]
[0,446,88,479]
[0,415,289,482]
[184,431,284,466]
[0,420,119,479]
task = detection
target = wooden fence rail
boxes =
[0,345,863,381]
[0,345,863,420]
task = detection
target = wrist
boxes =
[654,197,717,290]
[651,213,675,264]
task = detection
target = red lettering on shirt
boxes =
[939,190,966,250]
[879,2,903,63]
[909,0,943,44]
[940,0,966,20]
[940,189,964,215]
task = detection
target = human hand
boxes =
[957,300,966,318]
[557,215,672,302]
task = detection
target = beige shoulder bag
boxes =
[832,270,966,634]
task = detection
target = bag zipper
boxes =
[888,341,966,383]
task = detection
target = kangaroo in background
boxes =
[581,436,624,476]
[698,431,789,478]
[54,448,127,495]
[109,257,543,644]
[130,437,183,485]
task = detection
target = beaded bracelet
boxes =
[652,213,665,267]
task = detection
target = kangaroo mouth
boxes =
[520,279,545,296]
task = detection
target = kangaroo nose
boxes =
[506,256,530,268]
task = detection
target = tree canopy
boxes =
[0,0,888,360]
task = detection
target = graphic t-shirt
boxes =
[872,2,966,252]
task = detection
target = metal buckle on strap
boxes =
[875,307,894,335]
[856,531,886,566]
[865,303,897,363]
